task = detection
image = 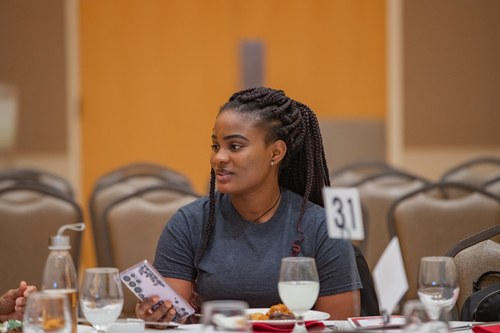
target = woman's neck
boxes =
[230,186,282,223]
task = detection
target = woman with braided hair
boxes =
[136,87,362,323]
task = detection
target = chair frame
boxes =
[0,167,74,198]
[329,160,395,180]
[440,156,500,183]
[446,225,500,257]
[482,175,500,196]
[351,169,431,188]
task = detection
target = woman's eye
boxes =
[230,143,242,150]
[211,144,219,152]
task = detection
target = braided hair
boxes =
[191,87,330,308]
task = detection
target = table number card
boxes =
[322,187,365,240]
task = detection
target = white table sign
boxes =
[322,187,364,240]
[373,236,408,316]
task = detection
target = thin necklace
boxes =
[252,192,281,223]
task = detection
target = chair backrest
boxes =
[0,183,83,294]
[89,162,198,266]
[387,182,500,301]
[352,244,380,316]
[102,185,199,316]
[440,156,500,188]
[0,167,74,198]
[329,160,396,187]
[445,225,500,314]
[355,171,430,270]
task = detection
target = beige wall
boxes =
[394,0,500,179]
[404,0,500,147]
[0,0,68,153]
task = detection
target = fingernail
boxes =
[151,300,164,311]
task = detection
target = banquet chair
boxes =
[440,156,500,188]
[0,167,74,199]
[387,182,500,301]
[353,244,380,316]
[0,183,83,295]
[353,171,430,270]
[89,162,198,266]
[445,225,500,316]
[329,160,396,187]
[101,185,199,316]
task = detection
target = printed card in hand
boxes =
[120,260,195,321]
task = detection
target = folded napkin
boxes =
[473,325,500,333]
[252,320,326,333]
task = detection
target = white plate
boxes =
[247,308,330,324]
[78,325,94,333]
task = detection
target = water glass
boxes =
[278,257,319,333]
[417,256,459,321]
[80,267,124,333]
[201,300,250,333]
[23,291,72,333]
[403,299,447,333]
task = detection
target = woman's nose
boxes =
[212,149,229,164]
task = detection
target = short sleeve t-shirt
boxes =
[153,189,361,308]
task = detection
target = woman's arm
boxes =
[315,290,360,320]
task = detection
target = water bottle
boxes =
[41,223,85,333]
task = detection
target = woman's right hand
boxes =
[135,296,177,324]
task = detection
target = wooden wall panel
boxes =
[0,0,67,153]
[404,0,500,146]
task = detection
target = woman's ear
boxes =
[271,140,287,165]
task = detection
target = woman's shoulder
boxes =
[283,189,324,213]
[176,194,210,214]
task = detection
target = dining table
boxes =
[76,320,488,333]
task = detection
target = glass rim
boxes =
[202,300,249,307]
[420,256,454,262]
[28,291,69,300]
[281,256,315,262]
[84,267,119,273]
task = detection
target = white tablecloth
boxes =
[78,321,478,333]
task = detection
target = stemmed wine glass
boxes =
[278,257,320,333]
[23,291,72,333]
[80,267,124,333]
[417,257,459,327]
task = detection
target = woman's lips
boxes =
[216,169,233,182]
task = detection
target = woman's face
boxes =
[210,110,276,195]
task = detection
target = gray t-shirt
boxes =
[154,189,362,308]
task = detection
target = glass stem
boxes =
[292,314,307,333]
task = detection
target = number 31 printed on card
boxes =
[322,187,365,240]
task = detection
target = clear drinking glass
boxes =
[278,257,320,333]
[403,299,448,333]
[417,257,459,325]
[80,267,124,333]
[23,291,72,333]
[201,300,250,333]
